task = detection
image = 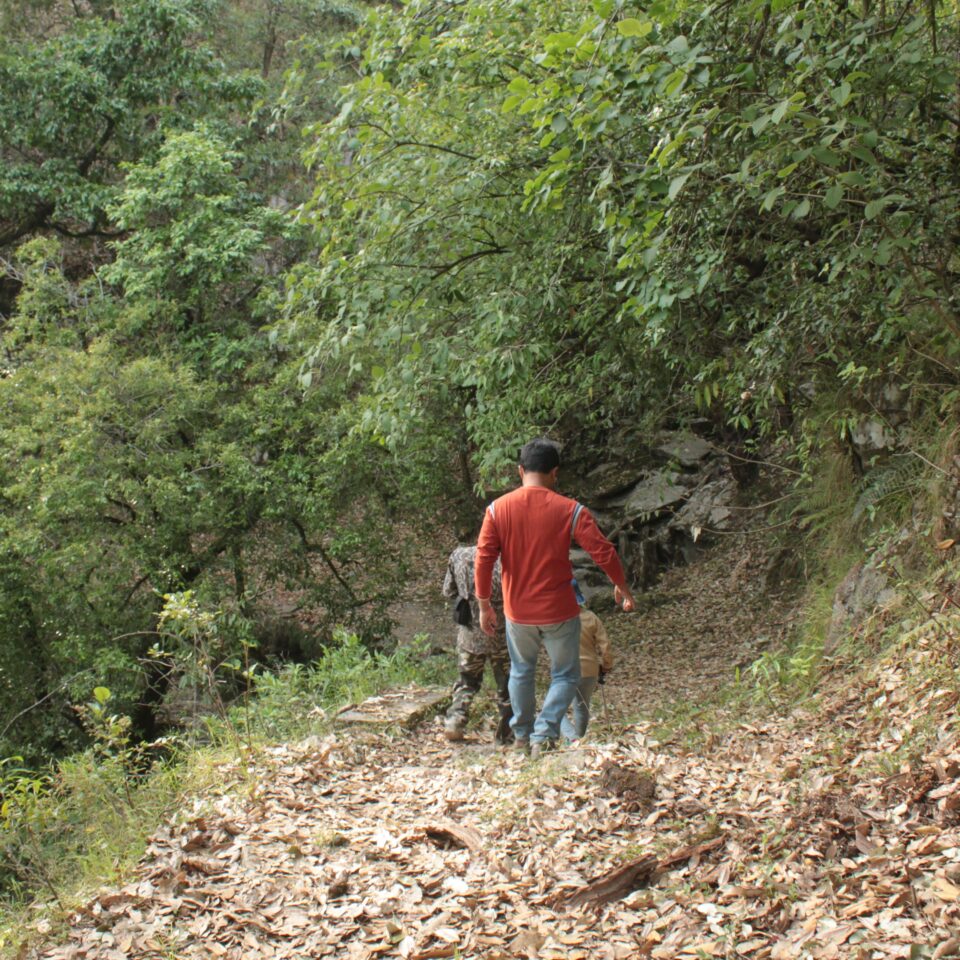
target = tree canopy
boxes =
[292,0,959,477]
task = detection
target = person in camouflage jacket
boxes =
[441,545,512,743]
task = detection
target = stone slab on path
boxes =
[336,685,449,727]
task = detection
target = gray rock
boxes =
[879,382,908,415]
[827,561,898,652]
[577,463,647,502]
[656,434,714,467]
[851,417,898,457]
[617,471,687,518]
[670,477,737,534]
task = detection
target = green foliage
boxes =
[289,0,959,482]
[155,591,258,755]
[241,630,454,741]
[853,455,926,522]
[0,0,261,247]
[747,640,822,704]
[104,127,293,323]
[0,5,441,757]
[0,232,433,759]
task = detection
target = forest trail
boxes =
[31,533,960,960]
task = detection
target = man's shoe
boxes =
[514,738,530,754]
[530,740,557,760]
[443,716,466,741]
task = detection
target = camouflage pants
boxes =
[446,633,512,741]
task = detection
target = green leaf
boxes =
[824,184,844,209]
[508,76,533,95]
[771,99,792,124]
[501,94,523,113]
[664,69,687,97]
[850,145,878,166]
[812,146,841,167]
[791,197,811,220]
[544,32,578,52]
[618,18,653,38]
[93,687,111,705]
[371,365,386,379]
[551,114,569,134]
[668,172,691,201]
[874,239,893,265]
[864,198,886,220]
[830,81,852,106]
[840,170,869,187]
[760,186,785,212]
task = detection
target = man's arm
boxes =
[574,509,635,611]
[474,507,501,635]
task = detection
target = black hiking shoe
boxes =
[495,715,515,745]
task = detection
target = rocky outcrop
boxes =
[850,382,912,467]
[826,560,898,654]
[570,431,739,597]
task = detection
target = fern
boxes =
[853,455,926,521]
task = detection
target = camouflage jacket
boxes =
[442,546,504,654]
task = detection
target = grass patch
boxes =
[234,631,454,743]
[0,742,242,957]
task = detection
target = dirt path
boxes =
[31,539,960,960]
[602,531,798,720]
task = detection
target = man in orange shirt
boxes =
[474,438,634,757]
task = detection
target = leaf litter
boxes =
[22,533,960,960]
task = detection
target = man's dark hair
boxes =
[519,438,561,473]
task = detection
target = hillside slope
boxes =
[20,530,960,960]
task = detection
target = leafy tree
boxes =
[0,0,260,250]
[292,0,959,481]
[0,115,445,762]
[104,126,291,328]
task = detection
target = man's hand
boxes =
[614,584,635,612]
[479,603,498,636]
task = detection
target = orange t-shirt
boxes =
[474,485,626,625]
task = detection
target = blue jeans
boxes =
[506,616,581,744]
[560,676,598,741]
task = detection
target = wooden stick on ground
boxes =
[559,836,726,909]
